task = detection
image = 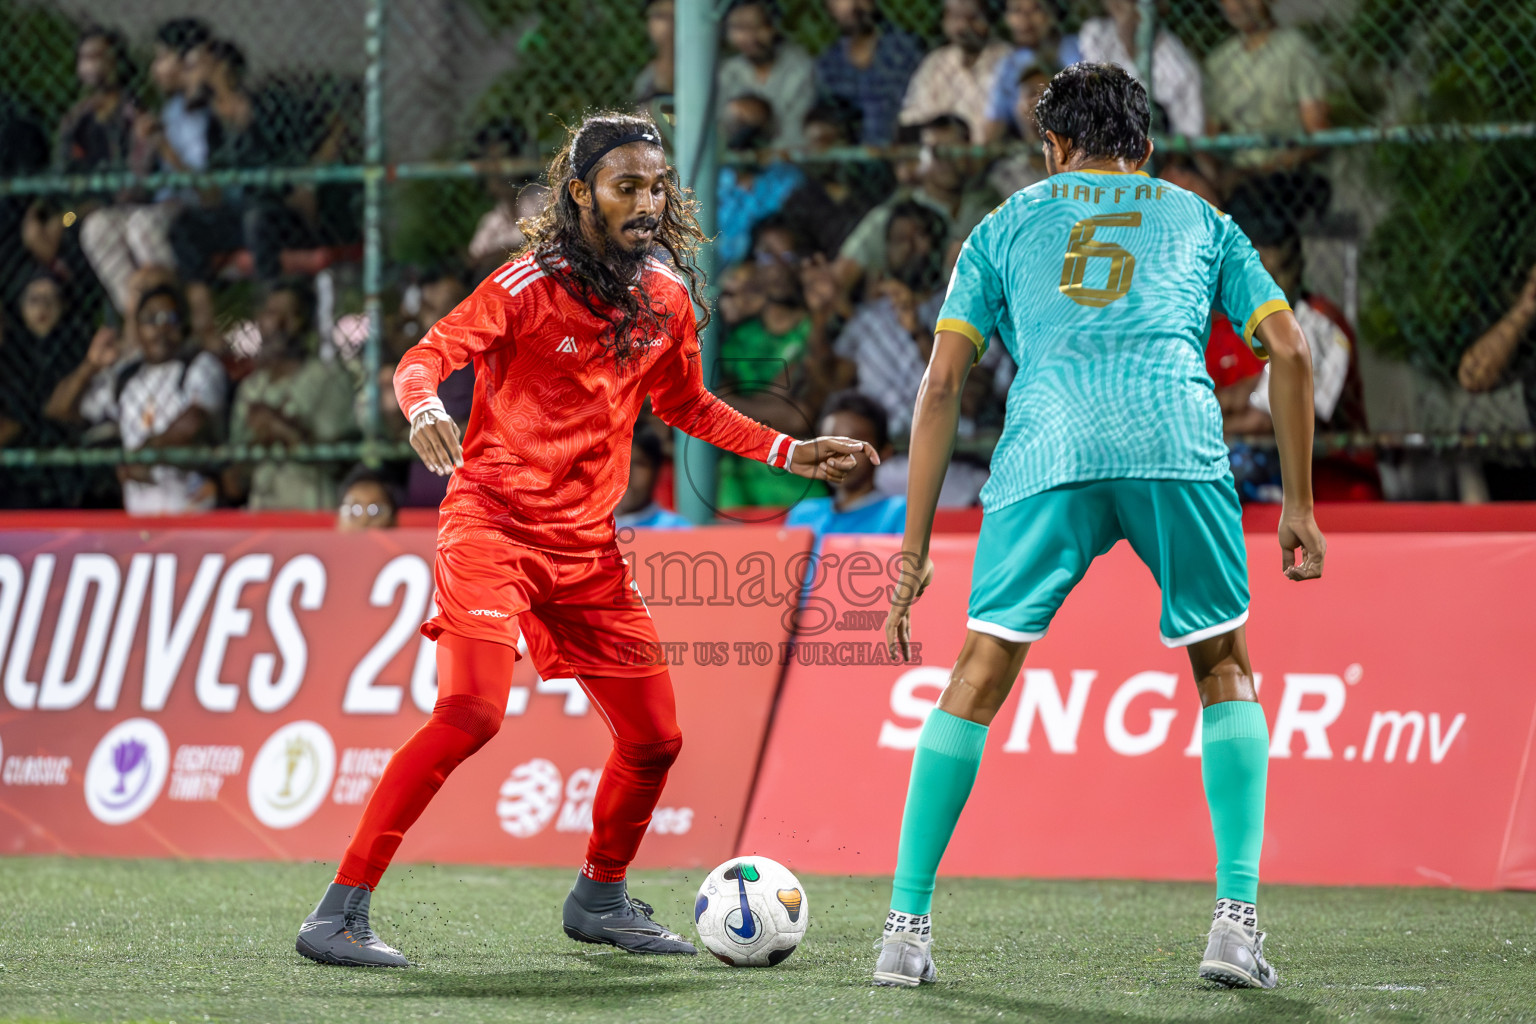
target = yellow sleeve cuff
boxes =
[935,318,986,365]
[1242,299,1291,359]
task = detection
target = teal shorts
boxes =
[967,477,1249,648]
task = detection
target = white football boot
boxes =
[1198,916,1278,988]
[872,932,938,987]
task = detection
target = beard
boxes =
[587,195,658,276]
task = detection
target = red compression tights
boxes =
[579,671,682,882]
[335,631,680,890]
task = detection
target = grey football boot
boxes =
[1198,917,1278,989]
[296,882,410,967]
[561,886,698,955]
[872,933,938,987]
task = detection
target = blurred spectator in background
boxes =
[168,39,318,342]
[785,390,904,534]
[1080,0,1203,137]
[55,27,137,176]
[227,279,357,509]
[780,99,879,255]
[814,0,924,145]
[45,283,225,515]
[719,0,814,149]
[1215,207,1378,500]
[1228,207,1363,435]
[0,98,51,302]
[10,198,95,314]
[987,60,1052,194]
[1205,311,1266,428]
[836,196,1006,447]
[724,219,819,410]
[0,297,95,508]
[6,271,97,471]
[467,182,544,278]
[616,428,693,529]
[717,261,766,332]
[1459,262,1536,400]
[1204,0,1331,222]
[899,0,1012,138]
[836,115,998,295]
[16,271,92,380]
[15,33,109,310]
[634,0,676,110]
[0,313,17,450]
[717,217,829,509]
[394,264,474,507]
[336,464,399,531]
[463,122,535,278]
[981,0,1079,142]
[832,200,952,435]
[1458,260,1536,500]
[716,94,806,266]
[80,18,211,318]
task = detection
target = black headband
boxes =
[574,131,663,181]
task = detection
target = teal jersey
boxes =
[937,170,1289,511]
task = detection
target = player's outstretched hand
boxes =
[410,409,463,476]
[788,435,880,484]
[886,551,934,663]
[1279,510,1325,581]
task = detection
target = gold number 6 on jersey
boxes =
[1059,212,1143,308]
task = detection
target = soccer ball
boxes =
[693,855,808,966]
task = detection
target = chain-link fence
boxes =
[1,0,1533,510]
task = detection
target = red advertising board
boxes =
[0,526,811,872]
[743,532,1536,890]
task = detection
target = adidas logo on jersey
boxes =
[557,337,579,354]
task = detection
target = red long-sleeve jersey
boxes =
[394,253,795,553]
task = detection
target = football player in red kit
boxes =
[296,112,874,966]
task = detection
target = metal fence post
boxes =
[673,0,720,524]
[1136,0,1155,99]
[361,0,387,460]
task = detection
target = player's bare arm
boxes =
[1255,311,1325,581]
[886,329,973,662]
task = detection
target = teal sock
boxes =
[890,709,988,915]
[1201,700,1269,905]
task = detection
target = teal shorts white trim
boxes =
[967,477,1250,648]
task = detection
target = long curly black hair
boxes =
[518,112,710,367]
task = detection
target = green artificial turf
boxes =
[0,857,1531,1023]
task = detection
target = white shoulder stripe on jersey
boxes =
[648,257,685,286]
[493,255,536,284]
[498,260,542,290]
[500,255,569,288]
[507,271,547,297]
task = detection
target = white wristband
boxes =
[407,396,448,425]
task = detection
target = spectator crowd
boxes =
[9,0,1523,518]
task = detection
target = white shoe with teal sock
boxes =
[1198,701,1274,987]
[873,911,937,987]
[875,709,987,987]
[1199,899,1276,988]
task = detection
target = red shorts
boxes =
[424,534,666,678]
